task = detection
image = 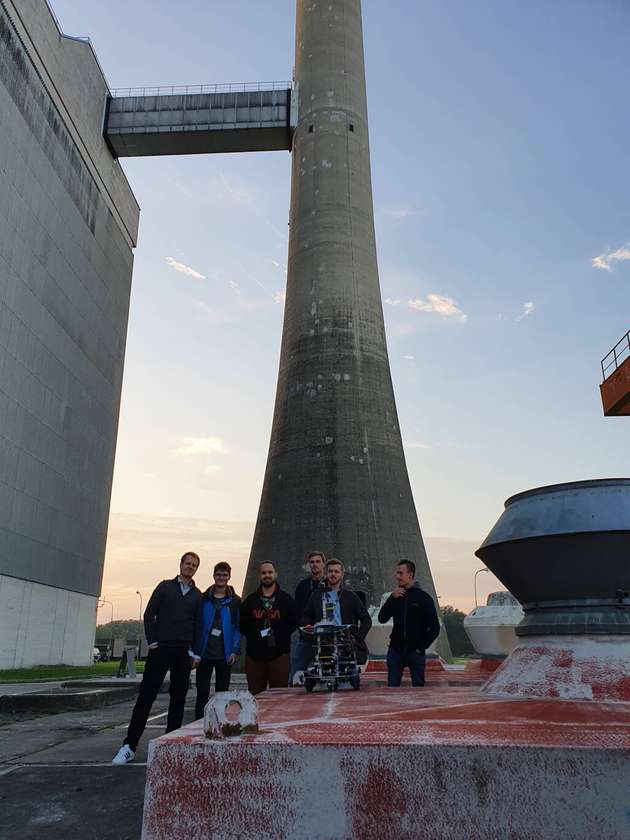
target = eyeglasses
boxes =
[214,572,229,577]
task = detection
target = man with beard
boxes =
[240,562,297,694]
[302,558,372,663]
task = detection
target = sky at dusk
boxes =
[49,0,630,621]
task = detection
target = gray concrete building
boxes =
[0,0,138,666]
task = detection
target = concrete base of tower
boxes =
[480,635,630,702]
[0,575,96,668]
[141,685,630,840]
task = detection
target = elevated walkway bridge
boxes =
[104,81,295,157]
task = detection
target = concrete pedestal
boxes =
[141,685,630,840]
[481,635,630,702]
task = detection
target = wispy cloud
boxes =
[407,293,468,323]
[384,297,401,306]
[516,301,535,322]
[404,441,431,450]
[403,354,415,361]
[192,300,232,324]
[592,244,630,272]
[173,437,229,456]
[378,205,417,220]
[274,290,286,305]
[165,256,205,280]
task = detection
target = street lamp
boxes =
[474,567,490,608]
[136,590,143,622]
[98,598,114,626]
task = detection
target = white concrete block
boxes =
[0,575,96,668]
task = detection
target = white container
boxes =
[464,591,523,657]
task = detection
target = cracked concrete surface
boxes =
[0,684,196,839]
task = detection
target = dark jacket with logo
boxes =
[143,577,202,646]
[192,585,241,663]
[294,576,326,622]
[240,584,297,662]
[377,582,440,653]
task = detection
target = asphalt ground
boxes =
[0,676,248,840]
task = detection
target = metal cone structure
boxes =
[244,0,448,654]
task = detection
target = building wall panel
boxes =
[0,0,138,619]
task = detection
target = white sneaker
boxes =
[112,744,135,765]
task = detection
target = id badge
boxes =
[211,628,222,637]
[260,627,271,638]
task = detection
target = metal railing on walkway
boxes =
[601,330,630,381]
[110,81,292,98]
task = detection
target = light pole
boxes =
[98,598,114,626]
[474,567,490,608]
[136,590,143,623]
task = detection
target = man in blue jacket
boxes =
[192,561,241,719]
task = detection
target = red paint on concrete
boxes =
[465,657,502,676]
[482,637,630,702]
[142,685,630,839]
[364,656,447,675]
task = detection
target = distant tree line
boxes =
[95,608,473,656]
[441,605,473,657]
[95,620,143,641]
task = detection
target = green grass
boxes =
[0,661,145,683]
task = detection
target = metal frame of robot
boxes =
[300,622,361,692]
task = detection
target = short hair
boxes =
[213,562,231,575]
[259,561,275,570]
[307,550,326,562]
[326,558,344,571]
[397,559,415,576]
[180,551,200,568]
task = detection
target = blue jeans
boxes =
[386,647,426,687]
[289,637,309,684]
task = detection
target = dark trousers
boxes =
[245,654,290,695]
[386,647,426,687]
[289,637,308,684]
[194,659,232,719]
[124,645,191,750]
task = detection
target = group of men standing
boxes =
[112,550,440,765]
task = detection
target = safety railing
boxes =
[110,81,292,98]
[601,330,630,381]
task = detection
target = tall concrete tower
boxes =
[245,0,445,638]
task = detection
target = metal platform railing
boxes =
[601,330,630,381]
[109,81,293,98]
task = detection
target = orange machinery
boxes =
[600,331,630,416]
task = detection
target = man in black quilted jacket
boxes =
[112,551,202,764]
[378,560,440,687]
